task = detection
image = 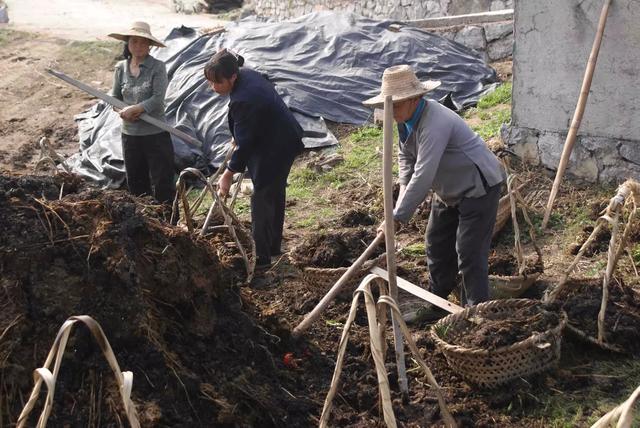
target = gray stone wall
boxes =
[430,20,513,62]
[245,0,513,21]
[506,0,640,183]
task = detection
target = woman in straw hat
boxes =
[204,49,304,270]
[366,65,506,318]
[108,22,175,207]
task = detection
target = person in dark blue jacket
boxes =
[204,49,304,269]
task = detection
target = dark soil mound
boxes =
[488,252,543,276]
[442,302,562,350]
[339,208,375,227]
[0,174,313,427]
[290,228,382,268]
[558,279,640,354]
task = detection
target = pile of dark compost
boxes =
[0,174,315,427]
[441,302,563,350]
[488,252,544,277]
[558,279,640,354]
[289,228,383,268]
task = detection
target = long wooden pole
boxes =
[541,0,612,229]
[291,233,385,338]
[382,95,409,396]
[46,68,203,149]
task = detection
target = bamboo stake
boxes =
[541,0,612,229]
[291,233,385,338]
[598,206,619,344]
[382,95,409,396]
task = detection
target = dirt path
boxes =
[3,0,224,41]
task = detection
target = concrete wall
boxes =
[244,0,513,21]
[505,0,640,183]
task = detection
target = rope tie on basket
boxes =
[16,316,140,428]
[319,274,456,428]
[170,167,256,283]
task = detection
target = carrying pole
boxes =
[46,68,203,148]
[541,0,612,229]
[382,95,409,396]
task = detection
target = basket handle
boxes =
[16,316,140,428]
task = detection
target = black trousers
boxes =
[122,132,176,204]
[250,160,294,266]
[425,183,502,306]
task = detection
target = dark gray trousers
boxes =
[250,163,293,265]
[122,132,176,205]
[426,183,502,306]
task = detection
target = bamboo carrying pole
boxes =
[291,233,385,337]
[541,0,613,229]
[382,95,409,396]
[46,68,203,149]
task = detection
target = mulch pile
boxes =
[0,174,314,427]
[289,228,382,268]
[488,252,544,277]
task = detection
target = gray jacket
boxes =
[394,99,505,223]
[111,55,168,136]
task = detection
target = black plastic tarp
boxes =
[69,11,498,188]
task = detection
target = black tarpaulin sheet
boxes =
[69,11,498,188]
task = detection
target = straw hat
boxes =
[363,64,441,107]
[108,21,166,48]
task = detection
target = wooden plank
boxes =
[369,266,464,314]
[46,68,203,148]
[404,9,513,29]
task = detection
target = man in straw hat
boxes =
[366,65,506,318]
[108,22,176,210]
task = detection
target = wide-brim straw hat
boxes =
[108,21,166,48]
[363,64,441,107]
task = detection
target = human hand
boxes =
[377,219,400,235]
[120,105,144,122]
[217,169,234,198]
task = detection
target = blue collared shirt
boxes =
[398,98,426,143]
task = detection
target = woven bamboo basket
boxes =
[489,272,541,300]
[301,253,387,289]
[431,299,567,388]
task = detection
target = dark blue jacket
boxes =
[227,68,304,188]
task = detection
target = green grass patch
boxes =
[521,357,640,427]
[60,40,120,65]
[632,243,640,265]
[478,82,512,109]
[294,206,336,229]
[400,243,425,258]
[0,29,35,47]
[286,126,386,229]
[469,108,511,140]
[288,125,385,200]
